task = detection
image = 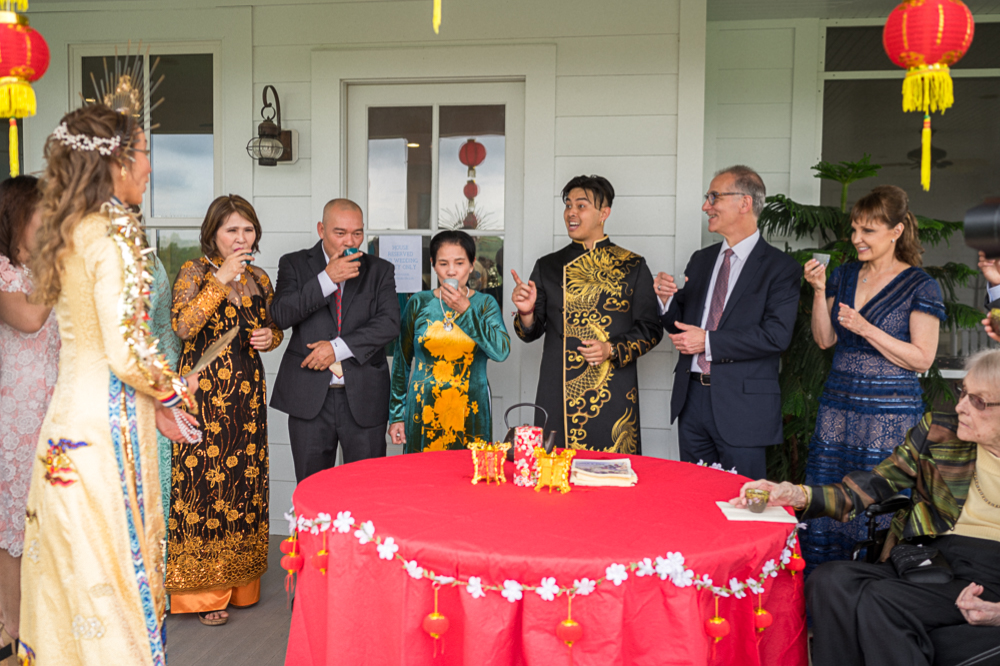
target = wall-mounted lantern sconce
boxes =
[247,85,295,166]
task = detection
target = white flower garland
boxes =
[52,123,121,156]
[284,508,805,602]
[696,460,739,474]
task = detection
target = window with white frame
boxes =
[76,46,218,282]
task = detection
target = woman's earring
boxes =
[120,165,127,178]
[891,238,896,243]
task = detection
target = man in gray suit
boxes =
[270,199,400,482]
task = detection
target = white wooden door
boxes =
[346,82,526,447]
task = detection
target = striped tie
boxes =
[697,249,734,374]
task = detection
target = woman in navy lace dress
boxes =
[800,185,945,571]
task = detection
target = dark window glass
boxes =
[825,23,1000,72]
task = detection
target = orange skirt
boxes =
[169,578,260,614]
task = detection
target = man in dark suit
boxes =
[270,199,400,482]
[657,166,800,478]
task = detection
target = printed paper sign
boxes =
[379,235,423,293]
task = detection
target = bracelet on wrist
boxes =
[160,391,181,408]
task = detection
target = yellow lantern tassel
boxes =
[902,65,954,114]
[0,79,37,119]
[921,114,931,192]
[8,118,18,178]
[432,0,441,33]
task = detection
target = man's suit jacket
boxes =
[269,241,400,427]
[660,237,800,448]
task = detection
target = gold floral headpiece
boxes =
[80,41,165,159]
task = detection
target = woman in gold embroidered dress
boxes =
[388,230,509,452]
[19,105,198,666]
[166,195,282,625]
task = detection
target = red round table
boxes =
[284,451,807,666]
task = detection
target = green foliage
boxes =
[812,153,882,213]
[762,157,975,483]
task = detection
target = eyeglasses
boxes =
[130,148,151,156]
[958,385,1000,411]
[704,191,748,205]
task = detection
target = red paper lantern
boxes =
[787,553,806,575]
[463,181,479,200]
[279,537,296,554]
[705,616,730,642]
[556,618,583,646]
[0,7,50,178]
[310,549,329,574]
[754,608,773,632]
[281,552,304,573]
[458,138,486,168]
[883,0,974,190]
[422,612,450,639]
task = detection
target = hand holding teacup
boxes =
[729,480,806,510]
[440,277,470,314]
[804,253,829,291]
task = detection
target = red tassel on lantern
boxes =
[787,553,806,576]
[281,533,304,608]
[311,531,329,575]
[422,582,449,657]
[555,594,583,666]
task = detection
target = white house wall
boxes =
[703,19,823,246]
[28,0,706,534]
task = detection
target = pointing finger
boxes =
[511,270,524,286]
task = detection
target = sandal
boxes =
[197,611,228,626]
[0,638,18,662]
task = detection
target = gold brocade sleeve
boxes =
[84,223,173,401]
[171,259,229,341]
[255,267,284,351]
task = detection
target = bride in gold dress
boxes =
[19,102,199,664]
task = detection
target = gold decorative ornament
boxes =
[469,440,509,485]
[533,446,575,494]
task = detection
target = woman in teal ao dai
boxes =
[389,231,510,452]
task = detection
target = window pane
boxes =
[472,235,504,309]
[155,228,202,284]
[82,53,214,219]
[438,105,505,232]
[150,54,214,218]
[368,107,432,230]
[821,78,1000,220]
[826,24,1000,72]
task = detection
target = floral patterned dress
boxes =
[165,258,282,602]
[389,291,509,453]
[0,255,59,557]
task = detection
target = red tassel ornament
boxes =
[281,533,304,608]
[423,582,449,656]
[555,593,583,665]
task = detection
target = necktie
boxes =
[697,248,734,374]
[335,286,343,333]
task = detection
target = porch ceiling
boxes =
[708,0,1000,21]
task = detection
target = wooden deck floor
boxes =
[166,536,291,666]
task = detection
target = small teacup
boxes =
[811,252,831,267]
[745,488,770,513]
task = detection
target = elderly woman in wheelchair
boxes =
[732,348,1000,666]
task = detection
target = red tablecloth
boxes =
[285,451,807,666]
